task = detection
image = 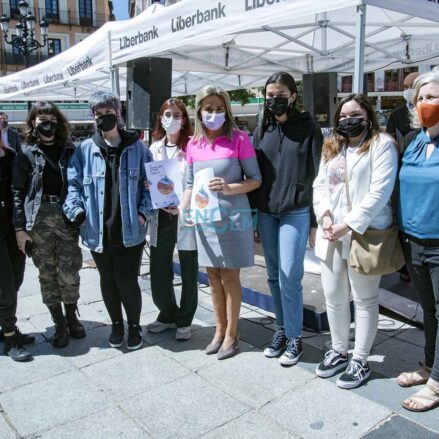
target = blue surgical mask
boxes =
[201,111,226,130]
[161,116,182,135]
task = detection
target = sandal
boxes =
[397,362,431,387]
[402,378,439,412]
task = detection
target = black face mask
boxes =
[265,97,291,117]
[1,120,8,129]
[36,121,57,138]
[96,114,117,132]
[335,117,367,138]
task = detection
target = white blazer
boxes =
[313,133,398,260]
[148,138,197,251]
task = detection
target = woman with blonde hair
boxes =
[180,86,261,360]
[397,67,439,412]
[313,94,398,389]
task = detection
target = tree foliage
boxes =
[176,88,257,109]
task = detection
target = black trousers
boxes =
[150,215,198,328]
[0,232,26,333]
[402,235,439,382]
[91,243,144,325]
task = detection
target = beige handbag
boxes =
[345,159,405,276]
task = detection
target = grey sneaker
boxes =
[337,359,371,389]
[316,349,348,378]
[176,327,192,341]
[146,320,176,333]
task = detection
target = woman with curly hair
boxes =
[12,101,85,349]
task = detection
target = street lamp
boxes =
[0,1,48,69]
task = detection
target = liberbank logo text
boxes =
[171,3,226,33]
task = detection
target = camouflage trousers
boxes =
[30,202,82,307]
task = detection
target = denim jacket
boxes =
[63,134,153,253]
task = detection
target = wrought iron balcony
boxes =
[0,3,109,28]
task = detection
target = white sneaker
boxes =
[146,320,176,333]
[176,327,192,341]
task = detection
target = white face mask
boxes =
[403,88,414,106]
[161,116,182,135]
[201,111,226,131]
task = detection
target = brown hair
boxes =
[25,101,70,146]
[323,94,380,161]
[152,98,193,150]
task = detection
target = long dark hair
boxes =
[25,101,70,146]
[259,71,299,139]
[323,94,381,161]
[152,98,193,150]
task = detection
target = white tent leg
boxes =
[353,4,366,94]
[107,30,120,97]
[110,67,120,97]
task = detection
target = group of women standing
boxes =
[1,67,438,413]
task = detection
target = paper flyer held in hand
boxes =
[145,159,183,209]
[190,167,221,224]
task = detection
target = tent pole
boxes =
[107,30,120,97]
[353,4,366,94]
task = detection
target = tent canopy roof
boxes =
[0,0,438,101]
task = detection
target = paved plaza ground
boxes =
[0,250,438,439]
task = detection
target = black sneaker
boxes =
[316,349,349,378]
[108,322,124,348]
[4,335,33,362]
[127,324,143,350]
[264,327,287,358]
[0,326,35,345]
[337,359,371,389]
[279,337,303,366]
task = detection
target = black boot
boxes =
[4,334,33,362]
[0,326,35,345]
[48,304,69,348]
[64,303,86,339]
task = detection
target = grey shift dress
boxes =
[186,130,262,268]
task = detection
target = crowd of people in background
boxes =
[0,67,438,412]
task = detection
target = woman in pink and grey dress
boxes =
[180,86,261,360]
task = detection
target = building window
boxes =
[48,38,62,57]
[79,0,93,27]
[9,0,20,19]
[45,0,59,22]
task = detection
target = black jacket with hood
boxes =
[251,111,323,227]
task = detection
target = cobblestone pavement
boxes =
[0,252,438,439]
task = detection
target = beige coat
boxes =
[312,133,398,260]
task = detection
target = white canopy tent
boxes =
[0,0,438,101]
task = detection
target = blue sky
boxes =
[113,1,129,20]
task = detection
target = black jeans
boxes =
[150,214,198,327]
[402,235,439,382]
[91,243,144,325]
[0,232,26,333]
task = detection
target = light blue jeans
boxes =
[257,208,310,338]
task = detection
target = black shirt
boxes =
[93,129,140,252]
[0,149,15,237]
[38,143,62,196]
[386,105,412,138]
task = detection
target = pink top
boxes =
[186,130,256,165]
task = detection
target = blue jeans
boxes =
[257,208,310,338]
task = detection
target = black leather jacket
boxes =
[12,142,75,231]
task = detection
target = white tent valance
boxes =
[0,0,438,101]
